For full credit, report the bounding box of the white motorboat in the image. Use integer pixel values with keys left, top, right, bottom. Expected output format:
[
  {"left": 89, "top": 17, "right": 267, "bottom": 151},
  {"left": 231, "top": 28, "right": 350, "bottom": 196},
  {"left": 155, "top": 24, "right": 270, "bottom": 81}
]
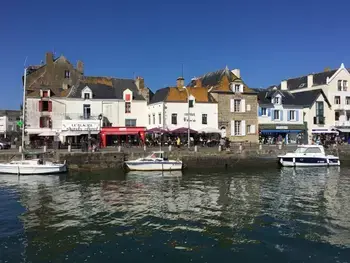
[
  {"left": 278, "top": 145, "right": 340, "bottom": 167},
  {"left": 125, "top": 151, "right": 182, "bottom": 171},
  {"left": 0, "top": 156, "right": 67, "bottom": 175}
]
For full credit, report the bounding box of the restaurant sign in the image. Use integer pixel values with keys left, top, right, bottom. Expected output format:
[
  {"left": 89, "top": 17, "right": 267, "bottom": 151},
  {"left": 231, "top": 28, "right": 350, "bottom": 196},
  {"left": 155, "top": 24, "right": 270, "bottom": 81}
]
[
  {"left": 62, "top": 120, "right": 100, "bottom": 131},
  {"left": 276, "top": 126, "right": 288, "bottom": 130}
]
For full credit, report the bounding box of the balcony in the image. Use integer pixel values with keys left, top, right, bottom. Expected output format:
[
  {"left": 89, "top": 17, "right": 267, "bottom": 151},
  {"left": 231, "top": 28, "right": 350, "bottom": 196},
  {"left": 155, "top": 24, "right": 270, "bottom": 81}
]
[
  {"left": 65, "top": 114, "right": 100, "bottom": 120},
  {"left": 335, "top": 121, "right": 350, "bottom": 127}
]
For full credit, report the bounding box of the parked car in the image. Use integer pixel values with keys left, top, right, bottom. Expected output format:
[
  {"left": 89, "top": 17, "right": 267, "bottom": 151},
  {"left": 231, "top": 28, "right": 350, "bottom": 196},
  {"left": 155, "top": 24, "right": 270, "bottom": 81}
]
[{"left": 0, "top": 140, "right": 11, "bottom": 150}]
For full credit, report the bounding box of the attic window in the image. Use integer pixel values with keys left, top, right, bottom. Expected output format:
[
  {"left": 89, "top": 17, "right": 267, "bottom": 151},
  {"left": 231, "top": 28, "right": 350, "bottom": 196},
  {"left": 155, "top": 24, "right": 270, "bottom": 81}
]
[
  {"left": 234, "top": 84, "right": 240, "bottom": 92},
  {"left": 42, "top": 90, "right": 49, "bottom": 97},
  {"left": 84, "top": 93, "right": 90, "bottom": 99},
  {"left": 273, "top": 97, "right": 280, "bottom": 104},
  {"left": 64, "top": 70, "right": 70, "bottom": 79},
  {"left": 299, "top": 83, "right": 306, "bottom": 88}
]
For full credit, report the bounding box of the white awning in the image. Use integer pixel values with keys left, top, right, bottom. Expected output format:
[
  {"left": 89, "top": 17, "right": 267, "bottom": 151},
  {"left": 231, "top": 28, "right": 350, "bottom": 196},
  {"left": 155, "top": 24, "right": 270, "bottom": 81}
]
[
  {"left": 337, "top": 128, "right": 350, "bottom": 133},
  {"left": 79, "top": 130, "right": 99, "bottom": 135},
  {"left": 38, "top": 131, "right": 58, "bottom": 136},
  {"left": 312, "top": 130, "right": 338, "bottom": 134},
  {"left": 60, "top": 131, "right": 82, "bottom": 136},
  {"left": 198, "top": 127, "right": 221, "bottom": 133}
]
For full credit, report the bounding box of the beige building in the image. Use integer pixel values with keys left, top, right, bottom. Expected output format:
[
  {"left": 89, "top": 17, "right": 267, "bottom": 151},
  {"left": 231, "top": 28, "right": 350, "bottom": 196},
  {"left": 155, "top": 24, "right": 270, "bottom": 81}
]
[{"left": 190, "top": 67, "right": 259, "bottom": 143}]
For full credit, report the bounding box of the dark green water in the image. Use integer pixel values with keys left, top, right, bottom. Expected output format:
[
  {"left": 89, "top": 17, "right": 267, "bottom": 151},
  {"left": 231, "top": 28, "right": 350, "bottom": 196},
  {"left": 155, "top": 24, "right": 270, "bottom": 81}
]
[{"left": 1, "top": 167, "right": 350, "bottom": 263}]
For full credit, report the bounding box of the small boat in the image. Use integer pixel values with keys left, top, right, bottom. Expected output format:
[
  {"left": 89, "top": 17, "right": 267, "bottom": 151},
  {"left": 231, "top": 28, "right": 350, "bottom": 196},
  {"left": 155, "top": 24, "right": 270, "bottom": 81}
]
[
  {"left": 0, "top": 152, "right": 67, "bottom": 175},
  {"left": 125, "top": 151, "right": 182, "bottom": 171},
  {"left": 278, "top": 145, "right": 340, "bottom": 167}
]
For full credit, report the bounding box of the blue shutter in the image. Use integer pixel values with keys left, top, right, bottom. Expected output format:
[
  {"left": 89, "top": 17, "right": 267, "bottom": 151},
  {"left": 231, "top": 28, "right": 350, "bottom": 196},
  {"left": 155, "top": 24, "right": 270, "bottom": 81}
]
[
  {"left": 296, "top": 110, "right": 299, "bottom": 121},
  {"left": 258, "top": 107, "right": 262, "bottom": 116},
  {"left": 271, "top": 110, "right": 274, "bottom": 120},
  {"left": 287, "top": 110, "right": 290, "bottom": 121},
  {"left": 280, "top": 110, "right": 283, "bottom": 121}
]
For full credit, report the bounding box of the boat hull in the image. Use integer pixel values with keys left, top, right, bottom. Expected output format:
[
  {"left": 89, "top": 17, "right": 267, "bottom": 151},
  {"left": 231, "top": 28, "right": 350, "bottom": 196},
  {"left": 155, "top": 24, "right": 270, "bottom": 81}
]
[
  {"left": 125, "top": 161, "right": 183, "bottom": 171},
  {"left": 0, "top": 163, "right": 68, "bottom": 175},
  {"left": 278, "top": 156, "right": 340, "bottom": 167}
]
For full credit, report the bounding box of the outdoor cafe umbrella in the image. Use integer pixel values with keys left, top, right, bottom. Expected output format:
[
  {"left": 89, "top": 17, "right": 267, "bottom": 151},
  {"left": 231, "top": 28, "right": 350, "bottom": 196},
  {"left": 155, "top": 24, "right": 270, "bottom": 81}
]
[
  {"left": 171, "top": 127, "right": 197, "bottom": 134},
  {"left": 146, "top": 127, "right": 169, "bottom": 133}
]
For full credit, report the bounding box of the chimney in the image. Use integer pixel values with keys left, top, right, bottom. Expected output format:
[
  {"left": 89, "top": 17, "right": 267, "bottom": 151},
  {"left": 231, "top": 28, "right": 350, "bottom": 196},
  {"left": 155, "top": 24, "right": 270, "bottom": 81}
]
[
  {"left": 135, "top": 76, "right": 145, "bottom": 90},
  {"left": 231, "top": 69, "right": 241, "bottom": 78},
  {"left": 46, "top": 52, "right": 54, "bottom": 66},
  {"left": 281, "top": 80, "right": 288, "bottom": 90},
  {"left": 176, "top": 77, "right": 184, "bottom": 88},
  {"left": 307, "top": 74, "right": 313, "bottom": 88},
  {"left": 77, "top": 60, "right": 84, "bottom": 75}
]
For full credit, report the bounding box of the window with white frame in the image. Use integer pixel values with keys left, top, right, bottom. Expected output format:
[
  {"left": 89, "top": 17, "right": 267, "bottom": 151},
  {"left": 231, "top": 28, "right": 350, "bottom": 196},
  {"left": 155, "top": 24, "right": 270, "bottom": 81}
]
[
  {"left": 234, "top": 100, "right": 241, "bottom": 112},
  {"left": 234, "top": 84, "right": 240, "bottom": 92},
  {"left": 334, "top": 96, "right": 341, "bottom": 104},
  {"left": 171, "top": 114, "right": 177, "bottom": 125},
  {"left": 202, "top": 114, "right": 207, "bottom": 124},
  {"left": 344, "top": 80, "right": 348, "bottom": 91},
  {"left": 338, "top": 80, "right": 342, "bottom": 91},
  {"left": 274, "top": 110, "right": 280, "bottom": 120},
  {"left": 346, "top": 97, "right": 350, "bottom": 105},
  {"left": 261, "top": 107, "right": 267, "bottom": 116},
  {"left": 234, "top": 121, "right": 241, "bottom": 136},
  {"left": 84, "top": 93, "right": 90, "bottom": 99},
  {"left": 148, "top": 114, "right": 151, "bottom": 125},
  {"left": 273, "top": 97, "right": 280, "bottom": 104},
  {"left": 289, "top": 110, "right": 296, "bottom": 120},
  {"left": 247, "top": 125, "right": 251, "bottom": 134},
  {"left": 158, "top": 113, "right": 162, "bottom": 125},
  {"left": 152, "top": 114, "right": 155, "bottom": 124}
]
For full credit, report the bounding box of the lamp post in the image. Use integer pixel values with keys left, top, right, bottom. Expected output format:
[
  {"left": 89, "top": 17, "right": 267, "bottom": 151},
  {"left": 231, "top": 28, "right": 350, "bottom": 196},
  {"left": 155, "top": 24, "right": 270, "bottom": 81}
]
[{"left": 183, "top": 86, "right": 191, "bottom": 149}]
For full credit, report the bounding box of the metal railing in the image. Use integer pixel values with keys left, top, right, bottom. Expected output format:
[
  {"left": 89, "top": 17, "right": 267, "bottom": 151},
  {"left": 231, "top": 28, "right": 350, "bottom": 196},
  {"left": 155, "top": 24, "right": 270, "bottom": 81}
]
[{"left": 65, "top": 114, "right": 100, "bottom": 120}]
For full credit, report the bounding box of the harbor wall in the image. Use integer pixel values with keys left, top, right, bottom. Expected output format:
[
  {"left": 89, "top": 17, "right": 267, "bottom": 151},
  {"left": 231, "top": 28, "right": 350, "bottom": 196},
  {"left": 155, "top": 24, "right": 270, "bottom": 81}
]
[{"left": 0, "top": 147, "right": 349, "bottom": 171}]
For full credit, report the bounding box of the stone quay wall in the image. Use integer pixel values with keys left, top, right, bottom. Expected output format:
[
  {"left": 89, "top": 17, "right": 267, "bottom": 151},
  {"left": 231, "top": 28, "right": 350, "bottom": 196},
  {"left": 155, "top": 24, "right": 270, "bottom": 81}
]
[{"left": 1, "top": 146, "right": 349, "bottom": 171}]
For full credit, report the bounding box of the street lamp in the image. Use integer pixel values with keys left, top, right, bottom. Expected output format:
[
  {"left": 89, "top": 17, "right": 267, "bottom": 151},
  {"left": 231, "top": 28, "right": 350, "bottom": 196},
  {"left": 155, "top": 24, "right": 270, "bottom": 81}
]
[{"left": 182, "top": 86, "right": 192, "bottom": 149}]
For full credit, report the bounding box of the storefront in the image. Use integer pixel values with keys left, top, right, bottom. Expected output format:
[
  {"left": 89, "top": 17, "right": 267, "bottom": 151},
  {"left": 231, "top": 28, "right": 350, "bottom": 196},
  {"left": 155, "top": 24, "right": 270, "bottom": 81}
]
[
  {"left": 100, "top": 127, "right": 146, "bottom": 147},
  {"left": 259, "top": 124, "right": 306, "bottom": 144},
  {"left": 60, "top": 120, "right": 100, "bottom": 143}
]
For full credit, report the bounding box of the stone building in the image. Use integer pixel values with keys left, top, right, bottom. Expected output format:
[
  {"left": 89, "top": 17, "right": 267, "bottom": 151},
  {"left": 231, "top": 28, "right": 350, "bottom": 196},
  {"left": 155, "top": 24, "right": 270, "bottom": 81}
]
[{"left": 190, "top": 67, "right": 259, "bottom": 143}]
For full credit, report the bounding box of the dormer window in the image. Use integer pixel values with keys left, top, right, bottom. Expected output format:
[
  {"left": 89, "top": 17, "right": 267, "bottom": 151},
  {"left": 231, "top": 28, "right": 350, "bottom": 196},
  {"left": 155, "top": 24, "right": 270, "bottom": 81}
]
[
  {"left": 273, "top": 97, "right": 280, "bottom": 104},
  {"left": 234, "top": 84, "right": 240, "bottom": 92},
  {"left": 65, "top": 70, "right": 70, "bottom": 79},
  {"left": 81, "top": 86, "right": 92, "bottom": 100},
  {"left": 231, "top": 83, "right": 243, "bottom": 93},
  {"left": 84, "top": 93, "right": 90, "bottom": 99}
]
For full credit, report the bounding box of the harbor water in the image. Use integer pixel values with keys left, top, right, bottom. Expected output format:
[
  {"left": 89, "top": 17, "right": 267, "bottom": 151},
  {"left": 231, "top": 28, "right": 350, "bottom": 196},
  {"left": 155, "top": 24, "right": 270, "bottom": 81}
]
[{"left": 0, "top": 167, "right": 350, "bottom": 262}]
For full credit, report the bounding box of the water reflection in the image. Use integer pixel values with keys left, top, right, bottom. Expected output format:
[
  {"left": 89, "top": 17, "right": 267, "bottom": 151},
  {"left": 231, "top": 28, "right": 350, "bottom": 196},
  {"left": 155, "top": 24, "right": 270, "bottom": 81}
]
[{"left": 0, "top": 167, "right": 349, "bottom": 262}]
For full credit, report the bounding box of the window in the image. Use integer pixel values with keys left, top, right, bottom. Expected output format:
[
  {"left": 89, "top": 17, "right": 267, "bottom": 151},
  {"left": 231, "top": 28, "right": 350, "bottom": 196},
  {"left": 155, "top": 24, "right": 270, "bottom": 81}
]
[
  {"left": 234, "top": 121, "right": 241, "bottom": 136},
  {"left": 234, "top": 84, "right": 240, "bottom": 92},
  {"left": 246, "top": 104, "right": 251, "bottom": 111},
  {"left": 64, "top": 70, "right": 70, "bottom": 79},
  {"left": 316, "top": 101, "right": 324, "bottom": 116},
  {"left": 289, "top": 110, "right": 295, "bottom": 120},
  {"left": 338, "top": 80, "right": 342, "bottom": 91},
  {"left": 148, "top": 114, "right": 151, "bottom": 125},
  {"left": 42, "top": 91, "right": 49, "bottom": 97},
  {"left": 39, "top": 100, "right": 52, "bottom": 112},
  {"left": 83, "top": 104, "right": 91, "bottom": 119},
  {"left": 152, "top": 114, "right": 155, "bottom": 124},
  {"left": 346, "top": 97, "right": 350, "bottom": 105},
  {"left": 273, "top": 110, "right": 280, "bottom": 120},
  {"left": 158, "top": 113, "right": 162, "bottom": 125},
  {"left": 261, "top": 107, "right": 267, "bottom": 116},
  {"left": 125, "top": 102, "right": 131, "bottom": 113},
  {"left": 84, "top": 93, "right": 90, "bottom": 99},
  {"left": 273, "top": 97, "right": 280, "bottom": 104},
  {"left": 42, "top": 101, "right": 49, "bottom": 111},
  {"left": 202, "top": 114, "right": 207, "bottom": 124},
  {"left": 335, "top": 111, "right": 340, "bottom": 121},
  {"left": 247, "top": 125, "right": 251, "bottom": 134},
  {"left": 125, "top": 119, "right": 136, "bottom": 127},
  {"left": 188, "top": 99, "right": 194, "bottom": 108},
  {"left": 39, "top": 116, "right": 51, "bottom": 128},
  {"left": 234, "top": 99, "right": 241, "bottom": 112},
  {"left": 344, "top": 80, "right": 348, "bottom": 91},
  {"left": 334, "top": 96, "right": 341, "bottom": 104},
  {"left": 171, "top": 114, "right": 177, "bottom": 125}
]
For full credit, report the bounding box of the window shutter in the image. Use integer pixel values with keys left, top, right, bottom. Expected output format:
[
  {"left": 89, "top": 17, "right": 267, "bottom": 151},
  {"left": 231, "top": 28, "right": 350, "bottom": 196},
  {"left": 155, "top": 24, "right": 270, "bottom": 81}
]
[
  {"left": 241, "top": 99, "right": 246, "bottom": 112},
  {"left": 231, "top": 120, "right": 235, "bottom": 136},
  {"left": 230, "top": 99, "right": 235, "bottom": 112},
  {"left": 39, "top": 101, "right": 43, "bottom": 112},
  {"left": 241, "top": 120, "right": 246, "bottom": 136},
  {"left": 240, "top": 84, "right": 244, "bottom": 93},
  {"left": 48, "top": 101, "right": 52, "bottom": 112},
  {"left": 296, "top": 110, "right": 299, "bottom": 121},
  {"left": 271, "top": 110, "right": 274, "bottom": 120},
  {"left": 280, "top": 110, "right": 283, "bottom": 121},
  {"left": 268, "top": 108, "right": 271, "bottom": 117},
  {"left": 39, "top": 117, "right": 43, "bottom": 128},
  {"left": 287, "top": 110, "right": 290, "bottom": 121},
  {"left": 258, "top": 107, "right": 262, "bottom": 116},
  {"left": 250, "top": 124, "right": 256, "bottom": 134},
  {"left": 247, "top": 104, "right": 251, "bottom": 111}
]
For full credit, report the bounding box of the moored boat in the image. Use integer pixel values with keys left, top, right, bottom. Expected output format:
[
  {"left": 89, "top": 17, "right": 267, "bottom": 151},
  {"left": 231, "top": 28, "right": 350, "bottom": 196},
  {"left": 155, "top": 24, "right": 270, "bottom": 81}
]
[
  {"left": 125, "top": 151, "right": 182, "bottom": 171},
  {"left": 278, "top": 145, "right": 340, "bottom": 167}
]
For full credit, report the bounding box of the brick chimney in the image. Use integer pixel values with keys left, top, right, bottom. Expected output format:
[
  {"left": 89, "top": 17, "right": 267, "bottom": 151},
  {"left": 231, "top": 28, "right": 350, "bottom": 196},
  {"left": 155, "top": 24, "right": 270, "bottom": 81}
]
[
  {"left": 135, "top": 76, "right": 145, "bottom": 90},
  {"left": 46, "top": 52, "right": 54, "bottom": 66},
  {"left": 77, "top": 60, "right": 84, "bottom": 75},
  {"left": 176, "top": 77, "right": 184, "bottom": 88},
  {"left": 307, "top": 74, "right": 313, "bottom": 88}
]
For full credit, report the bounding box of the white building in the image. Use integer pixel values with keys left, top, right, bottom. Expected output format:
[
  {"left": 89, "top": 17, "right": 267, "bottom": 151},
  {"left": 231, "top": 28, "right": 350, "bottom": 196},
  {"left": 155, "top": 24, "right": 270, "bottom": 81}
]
[
  {"left": 0, "top": 110, "right": 21, "bottom": 138},
  {"left": 25, "top": 77, "right": 149, "bottom": 144},
  {"left": 148, "top": 81, "right": 218, "bottom": 132}
]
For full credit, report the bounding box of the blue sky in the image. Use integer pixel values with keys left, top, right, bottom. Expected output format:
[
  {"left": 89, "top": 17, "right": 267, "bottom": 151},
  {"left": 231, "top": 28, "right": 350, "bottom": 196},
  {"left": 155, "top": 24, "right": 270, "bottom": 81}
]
[{"left": 1, "top": 0, "right": 349, "bottom": 109}]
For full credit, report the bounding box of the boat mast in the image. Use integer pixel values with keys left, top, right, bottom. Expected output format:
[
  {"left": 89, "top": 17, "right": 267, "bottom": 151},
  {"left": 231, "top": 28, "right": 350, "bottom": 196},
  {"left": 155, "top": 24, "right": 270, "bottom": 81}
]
[{"left": 21, "top": 67, "right": 27, "bottom": 160}]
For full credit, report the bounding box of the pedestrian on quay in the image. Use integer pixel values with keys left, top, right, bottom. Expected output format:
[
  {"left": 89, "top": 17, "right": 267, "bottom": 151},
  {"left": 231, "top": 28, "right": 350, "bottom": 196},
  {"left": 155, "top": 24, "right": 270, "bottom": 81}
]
[{"left": 176, "top": 137, "right": 181, "bottom": 149}]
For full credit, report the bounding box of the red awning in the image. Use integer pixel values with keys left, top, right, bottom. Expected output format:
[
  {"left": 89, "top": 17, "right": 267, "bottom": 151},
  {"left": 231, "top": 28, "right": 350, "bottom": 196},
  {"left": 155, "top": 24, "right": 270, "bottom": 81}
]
[{"left": 103, "top": 131, "right": 139, "bottom": 135}]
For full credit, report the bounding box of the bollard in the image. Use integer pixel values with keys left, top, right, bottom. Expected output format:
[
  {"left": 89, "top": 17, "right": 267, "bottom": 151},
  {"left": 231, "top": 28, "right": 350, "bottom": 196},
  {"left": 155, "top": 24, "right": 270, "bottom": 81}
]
[
  {"left": 259, "top": 143, "right": 262, "bottom": 150},
  {"left": 68, "top": 145, "right": 72, "bottom": 152},
  {"left": 168, "top": 145, "right": 172, "bottom": 152},
  {"left": 239, "top": 143, "right": 243, "bottom": 153},
  {"left": 143, "top": 145, "right": 147, "bottom": 152},
  {"left": 278, "top": 144, "right": 282, "bottom": 150},
  {"left": 118, "top": 146, "right": 121, "bottom": 152},
  {"left": 218, "top": 145, "right": 222, "bottom": 152},
  {"left": 19, "top": 146, "right": 22, "bottom": 153},
  {"left": 43, "top": 145, "right": 47, "bottom": 152},
  {"left": 194, "top": 145, "right": 198, "bottom": 152}
]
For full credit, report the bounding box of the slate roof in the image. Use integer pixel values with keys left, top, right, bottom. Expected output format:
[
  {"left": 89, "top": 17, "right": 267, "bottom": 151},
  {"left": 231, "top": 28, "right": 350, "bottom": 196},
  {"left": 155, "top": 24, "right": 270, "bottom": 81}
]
[
  {"left": 0, "top": 110, "right": 21, "bottom": 118},
  {"left": 67, "top": 77, "right": 145, "bottom": 100},
  {"left": 290, "top": 89, "right": 331, "bottom": 107},
  {"left": 150, "top": 87, "right": 169, "bottom": 104},
  {"left": 257, "top": 89, "right": 298, "bottom": 106}
]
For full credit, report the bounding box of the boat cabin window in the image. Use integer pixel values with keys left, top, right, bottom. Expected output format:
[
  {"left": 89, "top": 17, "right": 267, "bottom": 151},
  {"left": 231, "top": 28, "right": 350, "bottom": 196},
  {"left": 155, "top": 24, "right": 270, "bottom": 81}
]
[
  {"left": 304, "top": 147, "right": 322, "bottom": 154},
  {"left": 149, "top": 152, "right": 163, "bottom": 159}
]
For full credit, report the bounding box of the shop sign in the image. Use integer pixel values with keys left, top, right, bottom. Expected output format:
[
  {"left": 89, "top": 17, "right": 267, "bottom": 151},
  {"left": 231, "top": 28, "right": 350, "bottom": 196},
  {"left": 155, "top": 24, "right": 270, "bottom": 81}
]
[
  {"left": 62, "top": 120, "right": 100, "bottom": 131},
  {"left": 276, "top": 126, "right": 288, "bottom": 130},
  {"left": 184, "top": 113, "right": 196, "bottom": 122}
]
